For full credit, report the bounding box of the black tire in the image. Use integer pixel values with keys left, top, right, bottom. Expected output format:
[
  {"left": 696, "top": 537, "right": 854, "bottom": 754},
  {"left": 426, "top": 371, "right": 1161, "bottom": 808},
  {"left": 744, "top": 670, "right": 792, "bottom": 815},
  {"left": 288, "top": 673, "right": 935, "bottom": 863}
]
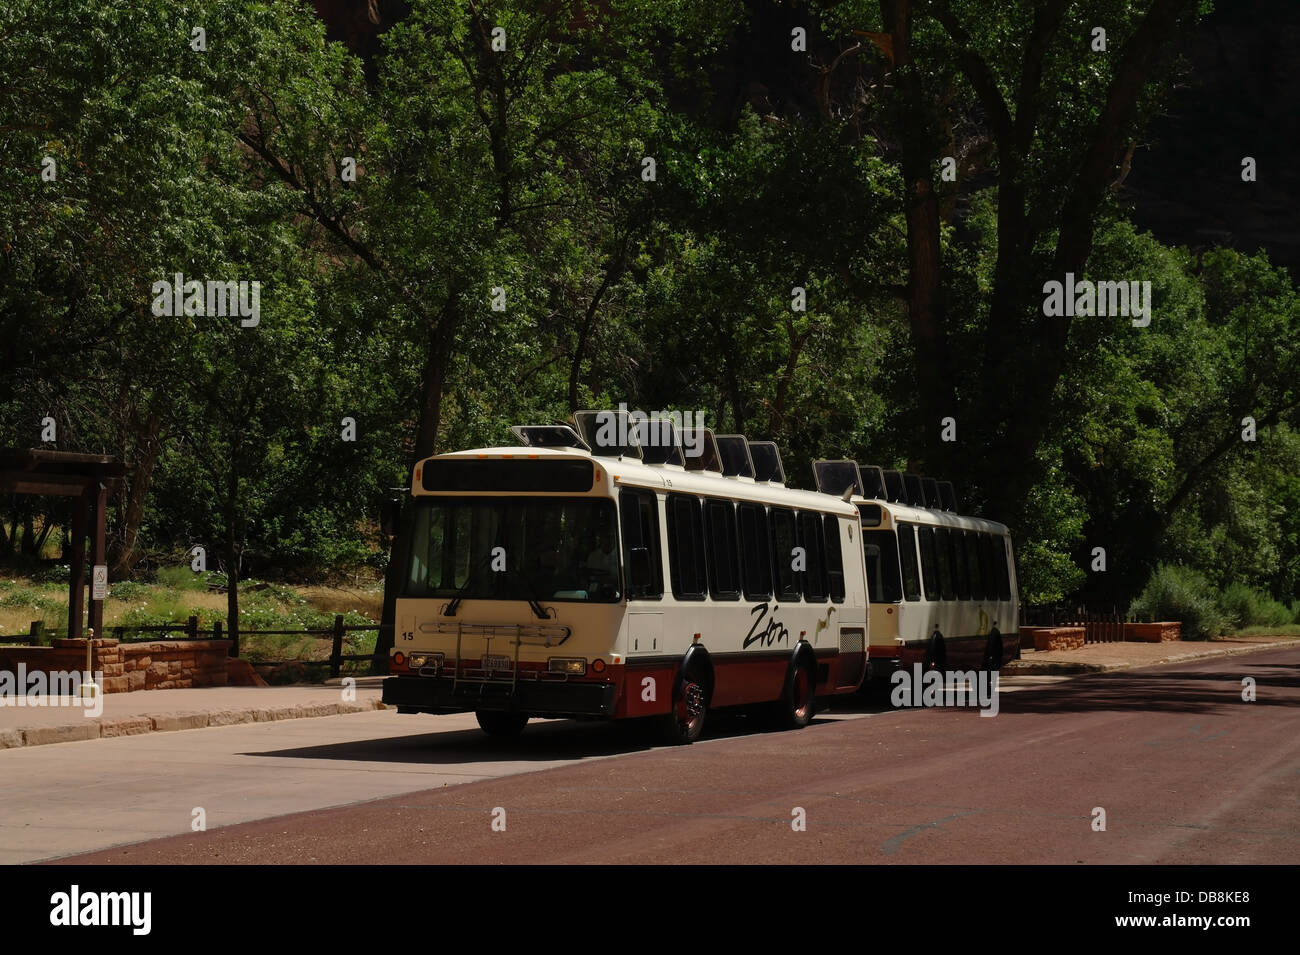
[
  {"left": 922, "top": 631, "right": 947, "bottom": 674},
  {"left": 774, "top": 657, "right": 817, "bottom": 730},
  {"left": 982, "top": 632, "right": 1003, "bottom": 673},
  {"left": 660, "top": 666, "right": 707, "bottom": 745},
  {"left": 476, "top": 711, "right": 528, "bottom": 738}
]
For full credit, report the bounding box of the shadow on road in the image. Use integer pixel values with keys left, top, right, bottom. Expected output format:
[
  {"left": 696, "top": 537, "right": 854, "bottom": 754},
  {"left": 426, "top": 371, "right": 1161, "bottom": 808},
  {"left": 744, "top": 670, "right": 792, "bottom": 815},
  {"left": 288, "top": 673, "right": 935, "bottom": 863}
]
[
  {"left": 241, "top": 707, "right": 843, "bottom": 764},
  {"left": 996, "top": 660, "right": 1299, "bottom": 715}
]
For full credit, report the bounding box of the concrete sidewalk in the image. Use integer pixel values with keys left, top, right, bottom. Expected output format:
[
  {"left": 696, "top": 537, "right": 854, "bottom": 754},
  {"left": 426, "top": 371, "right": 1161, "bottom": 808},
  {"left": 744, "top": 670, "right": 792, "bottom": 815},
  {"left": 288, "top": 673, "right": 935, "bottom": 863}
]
[
  {"left": 0, "top": 678, "right": 386, "bottom": 749},
  {"left": 1008, "top": 633, "right": 1298, "bottom": 674}
]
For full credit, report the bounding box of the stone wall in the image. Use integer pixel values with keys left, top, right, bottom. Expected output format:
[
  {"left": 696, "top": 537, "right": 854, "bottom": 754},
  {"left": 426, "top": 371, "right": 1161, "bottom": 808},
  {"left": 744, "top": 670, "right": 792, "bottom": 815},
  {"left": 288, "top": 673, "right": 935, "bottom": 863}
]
[
  {"left": 1019, "top": 626, "right": 1087, "bottom": 651},
  {"left": 0, "top": 638, "right": 230, "bottom": 693},
  {"left": 1124, "top": 622, "right": 1182, "bottom": 643}
]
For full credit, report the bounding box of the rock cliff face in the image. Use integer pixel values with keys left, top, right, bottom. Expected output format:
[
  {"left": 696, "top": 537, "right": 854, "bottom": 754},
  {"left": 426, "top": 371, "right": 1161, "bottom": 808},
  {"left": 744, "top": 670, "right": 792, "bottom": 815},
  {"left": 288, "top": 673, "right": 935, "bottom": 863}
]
[
  {"left": 310, "top": 0, "right": 410, "bottom": 74},
  {"left": 1121, "top": 0, "right": 1300, "bottom": 276},
  {"left": 306, "top": 0, "right": 1300, "bottom": 275}
]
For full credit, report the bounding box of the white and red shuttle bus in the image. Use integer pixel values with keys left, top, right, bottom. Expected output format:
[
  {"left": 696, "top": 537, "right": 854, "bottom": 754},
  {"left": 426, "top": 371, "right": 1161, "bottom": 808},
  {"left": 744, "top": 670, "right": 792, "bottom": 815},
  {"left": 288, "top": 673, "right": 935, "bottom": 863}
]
[
  {"left": 811, "top": 461, "right": 1019, "bottom": 691},
  {"left": 382, "top": 416, "right": 869, "bottom": 744}
]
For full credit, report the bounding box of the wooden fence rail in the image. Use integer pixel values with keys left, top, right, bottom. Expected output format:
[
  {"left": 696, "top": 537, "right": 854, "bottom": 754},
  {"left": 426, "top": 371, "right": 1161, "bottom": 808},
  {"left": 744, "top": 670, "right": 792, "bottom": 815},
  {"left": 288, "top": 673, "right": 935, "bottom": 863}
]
[
  {"left": 1021, "top": 605, "right": 1128, "bottom": 643},
  {"left": 4, "top": 615, "right": 386, "bottom": 678}
]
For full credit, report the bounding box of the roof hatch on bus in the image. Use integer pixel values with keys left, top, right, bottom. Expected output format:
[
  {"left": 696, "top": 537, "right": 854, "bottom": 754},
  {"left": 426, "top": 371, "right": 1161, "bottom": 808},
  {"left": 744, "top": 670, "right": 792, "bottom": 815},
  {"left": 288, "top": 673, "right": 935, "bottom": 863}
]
[
  {"left": 636, "top": 418, "right": 686, "bottom": 467},
  {"left": 882, "top": 469, "right": 908, "bottom": 504},
  {"left": 938, "top": 480, "right": 959, "bottom": 512},
  {"left": 748, "top": 441, "right": 786, "bottom": 485},
  {"left": 904, "top": 473, "right": 925, "bottom": 506},
  {"left": 680, "top": 427, "right": 722, "bottom": 472},
  {"left": 812, "top": 459, "right": 864, "bottom": 498},
  {"left": 858, "top": 464, "right": 886, "bottom": 500},
  {"left": 574, "top": 409, "right": 643, "bottom": 459},
  {"left": 714, "top": 435, "right": 755, "bottom": 478},
  {"left": 921, "top": 476, "right": 941, "bottom": 510},
  {"left": 509, "top": 424, "right": 591, "bottom": 452}
]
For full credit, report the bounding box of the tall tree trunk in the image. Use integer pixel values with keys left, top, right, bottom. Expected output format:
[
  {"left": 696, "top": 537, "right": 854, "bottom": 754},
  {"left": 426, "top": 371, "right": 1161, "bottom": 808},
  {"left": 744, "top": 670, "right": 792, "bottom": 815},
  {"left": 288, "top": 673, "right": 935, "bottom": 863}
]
[
  {"left": 881, "top": 0, "right": 953, "bottom": 474},
  {"left": 110, "top": 412, "right": 164, "bottom": 576},
  {"left": 19, "top": 514, "right": 36, "bottom": 556},
  {"left": 224, "top": 460, "right": 240, "bottom": 650},
  {"left": 377, "top": 297, "right": 456, "bottom": 673}
]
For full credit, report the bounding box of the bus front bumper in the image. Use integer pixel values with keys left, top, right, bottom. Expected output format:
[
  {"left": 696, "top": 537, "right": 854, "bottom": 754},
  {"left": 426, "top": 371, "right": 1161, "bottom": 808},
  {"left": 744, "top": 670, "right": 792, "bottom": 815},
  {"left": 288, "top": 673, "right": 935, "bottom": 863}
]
[{"left": 382, "top": 675, "right": 617, "bottom": 718}]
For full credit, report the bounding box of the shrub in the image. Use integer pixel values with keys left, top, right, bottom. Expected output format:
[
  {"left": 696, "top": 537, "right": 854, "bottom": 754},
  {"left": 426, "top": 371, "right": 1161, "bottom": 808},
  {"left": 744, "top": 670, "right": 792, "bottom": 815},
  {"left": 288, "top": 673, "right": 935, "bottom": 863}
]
[
  {"left": 154, "top": 565, "right": 209, "bottom": 591},
  {"left": 108, "top": 580, "right": 148, "bottom": 601},
  {"left": 32, "top": 564, "right": 70, "bottom": 583},
  {"left": 1130, "top": 564, "right": 1228, "bottom": 640},
  {"left": 1219, "top": 582, "right": 1293, "bottom": 629}
]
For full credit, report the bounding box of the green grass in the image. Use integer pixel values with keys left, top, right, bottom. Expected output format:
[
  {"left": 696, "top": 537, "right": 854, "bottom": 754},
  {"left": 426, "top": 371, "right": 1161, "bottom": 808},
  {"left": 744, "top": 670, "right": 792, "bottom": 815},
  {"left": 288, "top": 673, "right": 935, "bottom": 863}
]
[
  {"left": 0, "top": 573, "right": 382, "bottom": 647},
  {"left": 1232, "top": 625, "right": 1300, "bottom": 638}
]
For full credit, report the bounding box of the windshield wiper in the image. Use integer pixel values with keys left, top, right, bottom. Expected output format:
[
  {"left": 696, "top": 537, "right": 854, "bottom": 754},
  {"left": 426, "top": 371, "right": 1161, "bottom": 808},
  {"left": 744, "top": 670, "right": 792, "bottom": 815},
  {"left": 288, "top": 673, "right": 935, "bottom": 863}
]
[
  {"left": 502, "top": 565, "right": 550, "bottom": 620},
  {"left": 443, "top": 552, "right": 495, "bottom": 617},
  {"left": 444, "top": 556, "right": 549, "bottom": 620}
]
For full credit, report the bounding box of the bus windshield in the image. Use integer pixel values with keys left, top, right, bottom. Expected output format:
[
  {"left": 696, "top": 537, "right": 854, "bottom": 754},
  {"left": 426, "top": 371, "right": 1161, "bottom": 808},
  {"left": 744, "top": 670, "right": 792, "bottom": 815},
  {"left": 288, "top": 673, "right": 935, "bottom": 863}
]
[{"left": 404, "top": 497, "right": 621, "bottom": 603}]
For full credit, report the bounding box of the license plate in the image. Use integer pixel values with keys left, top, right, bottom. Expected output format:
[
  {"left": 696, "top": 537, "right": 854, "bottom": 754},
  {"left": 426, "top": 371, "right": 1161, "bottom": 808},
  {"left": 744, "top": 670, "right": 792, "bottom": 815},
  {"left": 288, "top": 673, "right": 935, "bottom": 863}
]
[{"left": 482, "top": 655, "right": 512, "bottom": 672}]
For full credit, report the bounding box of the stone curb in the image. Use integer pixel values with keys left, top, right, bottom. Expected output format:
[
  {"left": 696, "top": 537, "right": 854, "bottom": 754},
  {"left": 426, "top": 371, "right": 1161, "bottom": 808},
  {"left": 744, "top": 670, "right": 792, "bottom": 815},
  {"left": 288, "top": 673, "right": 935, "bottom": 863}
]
[
  {"left": 0, "top": 698, "right": 387, "bottom": 751},
  {"left": 1005, "top": 639, "right": 1297, "bottom": 676}
]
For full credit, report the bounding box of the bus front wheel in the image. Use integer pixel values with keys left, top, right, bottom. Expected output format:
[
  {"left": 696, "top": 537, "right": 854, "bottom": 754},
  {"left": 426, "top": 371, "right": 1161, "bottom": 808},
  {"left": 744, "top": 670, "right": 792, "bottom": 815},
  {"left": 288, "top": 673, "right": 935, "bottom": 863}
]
[{"left": 476, "top": 711, "right": 528, "bottom": 738}]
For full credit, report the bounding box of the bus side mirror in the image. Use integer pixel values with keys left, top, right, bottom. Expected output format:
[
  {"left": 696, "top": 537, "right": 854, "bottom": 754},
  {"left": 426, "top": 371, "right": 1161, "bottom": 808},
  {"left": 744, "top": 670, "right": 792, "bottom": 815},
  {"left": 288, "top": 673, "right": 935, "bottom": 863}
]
[
  {"left": 381, "top": 494, "right": 403, "bottom": 539},
  {"left": 628, "top": 547, "right": 652, "bottom": 594}
]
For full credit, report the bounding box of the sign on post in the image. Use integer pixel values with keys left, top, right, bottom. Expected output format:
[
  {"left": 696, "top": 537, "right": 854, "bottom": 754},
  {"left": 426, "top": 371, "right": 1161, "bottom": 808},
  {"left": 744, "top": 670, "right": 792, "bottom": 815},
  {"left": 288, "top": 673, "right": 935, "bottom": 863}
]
[{"left": 91, "top": 564, "right": 108, "bottom": 601}]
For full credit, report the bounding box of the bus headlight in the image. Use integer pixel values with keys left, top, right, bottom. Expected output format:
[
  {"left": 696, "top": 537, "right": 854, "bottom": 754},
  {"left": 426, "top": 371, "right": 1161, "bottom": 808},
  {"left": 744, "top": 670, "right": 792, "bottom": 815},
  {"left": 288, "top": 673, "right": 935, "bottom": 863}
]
[{"left": 548, "top": 657, "right": 587, "bottom": 675}]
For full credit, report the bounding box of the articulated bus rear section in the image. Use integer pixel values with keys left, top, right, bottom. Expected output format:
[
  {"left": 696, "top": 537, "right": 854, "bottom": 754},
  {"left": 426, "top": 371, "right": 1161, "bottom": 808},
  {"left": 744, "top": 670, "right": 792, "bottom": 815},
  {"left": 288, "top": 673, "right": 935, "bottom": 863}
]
[
  {"left": 857, "top": 501, "right": 1020, "bottom": 693},
  {"left": 381, "top": 435, "right": 869, "bottom": 744}
]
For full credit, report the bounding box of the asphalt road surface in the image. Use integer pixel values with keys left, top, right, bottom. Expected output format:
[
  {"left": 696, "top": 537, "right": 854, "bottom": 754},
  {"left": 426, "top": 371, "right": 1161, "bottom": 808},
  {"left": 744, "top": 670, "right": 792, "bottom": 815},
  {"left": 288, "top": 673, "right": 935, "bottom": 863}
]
[{"left": 42, "top": 647, "right": 1300, "bottom": 864}]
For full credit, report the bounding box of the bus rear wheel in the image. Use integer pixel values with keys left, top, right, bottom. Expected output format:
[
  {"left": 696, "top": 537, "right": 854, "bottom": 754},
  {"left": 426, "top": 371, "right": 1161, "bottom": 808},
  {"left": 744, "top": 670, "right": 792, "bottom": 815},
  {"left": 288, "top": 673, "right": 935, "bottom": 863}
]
[
  {"left": 476, "top": 711, "right": 528, "bottom": 738},
  {"left": 922, "top": 633, "right": 947, "bottom": 674},
  {"left": 774, "top": 658, "right": 816, "bottom": 730},
  {"left": 982, "top": 633, "right": 1003, "bottom": 673},
  {"left": 661, "top": 669, "right": 707, "bottom": 745}
]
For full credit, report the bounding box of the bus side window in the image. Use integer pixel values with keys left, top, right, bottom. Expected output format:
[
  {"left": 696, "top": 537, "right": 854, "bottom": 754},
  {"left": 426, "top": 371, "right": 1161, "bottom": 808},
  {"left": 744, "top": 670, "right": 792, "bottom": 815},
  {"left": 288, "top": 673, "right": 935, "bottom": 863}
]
[
  {"left": 823, "top": 514, "right": 846, "bottom": 602},
  {"left": 934, "top": 527, "right": 955, "bottom": 600},
  {"left": 738, "top": 503, "right": 772, "bottom": 600},
  {"left": 995, "top": 535, "right": 1012, "bottom": 600},
  {"left": 979, "top": 533, "right": 998, "bottom": 600},
  {"left": 666, "top": 494, "right": 707, "bottom": 599},
  {"left": 964, "top": 531, "right": 984, "bottom": 601},
  {"left": 950, "top": 527, "right": 970, "bottom": 599},
  {"left": 918, "top": 526, "right": 941, "bottom": 601},
  {"left": 769, "top": 507, "right": 801, "bottom": 602},
  {"left": 897, "top": 524, "right": 922, "bottom": 601},
  {"left": 797, "top": 511, "right": 828, "bottom": 601},
  {"left": 704, "top": 499, "right": 741, "bottom": 600},
  {"left": 619, "top": 488, "right": 663, "bottom": 599}
]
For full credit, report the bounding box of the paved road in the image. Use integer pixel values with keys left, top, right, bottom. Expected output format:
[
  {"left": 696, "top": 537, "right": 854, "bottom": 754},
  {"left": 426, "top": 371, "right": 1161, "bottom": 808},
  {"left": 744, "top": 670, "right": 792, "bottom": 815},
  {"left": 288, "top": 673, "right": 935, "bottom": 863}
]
[{"left": 37, "top": 647, "right": 1299, "bottom": 865}]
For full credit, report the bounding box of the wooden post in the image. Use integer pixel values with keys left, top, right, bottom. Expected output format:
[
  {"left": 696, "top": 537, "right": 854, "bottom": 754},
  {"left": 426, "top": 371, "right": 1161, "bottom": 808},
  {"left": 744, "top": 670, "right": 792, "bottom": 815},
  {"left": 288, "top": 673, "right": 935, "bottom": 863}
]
[
  {"left": 88, "top": 482, "right": 107, "bottom": 643},
  {"left": 29, "top": 620, "right": 42, "bottom": 645},
  {"left": 330, "top": 614, "right": 344, "bottom": 679},
  {"left": 216, "top": 617, "right": 236, "bottom": 657},
  {"left": 67, "top": 490, "right": 88, "bottom": 640},
  {"left": 187, "top": 615, "right": 198, "bottom": 640}
]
